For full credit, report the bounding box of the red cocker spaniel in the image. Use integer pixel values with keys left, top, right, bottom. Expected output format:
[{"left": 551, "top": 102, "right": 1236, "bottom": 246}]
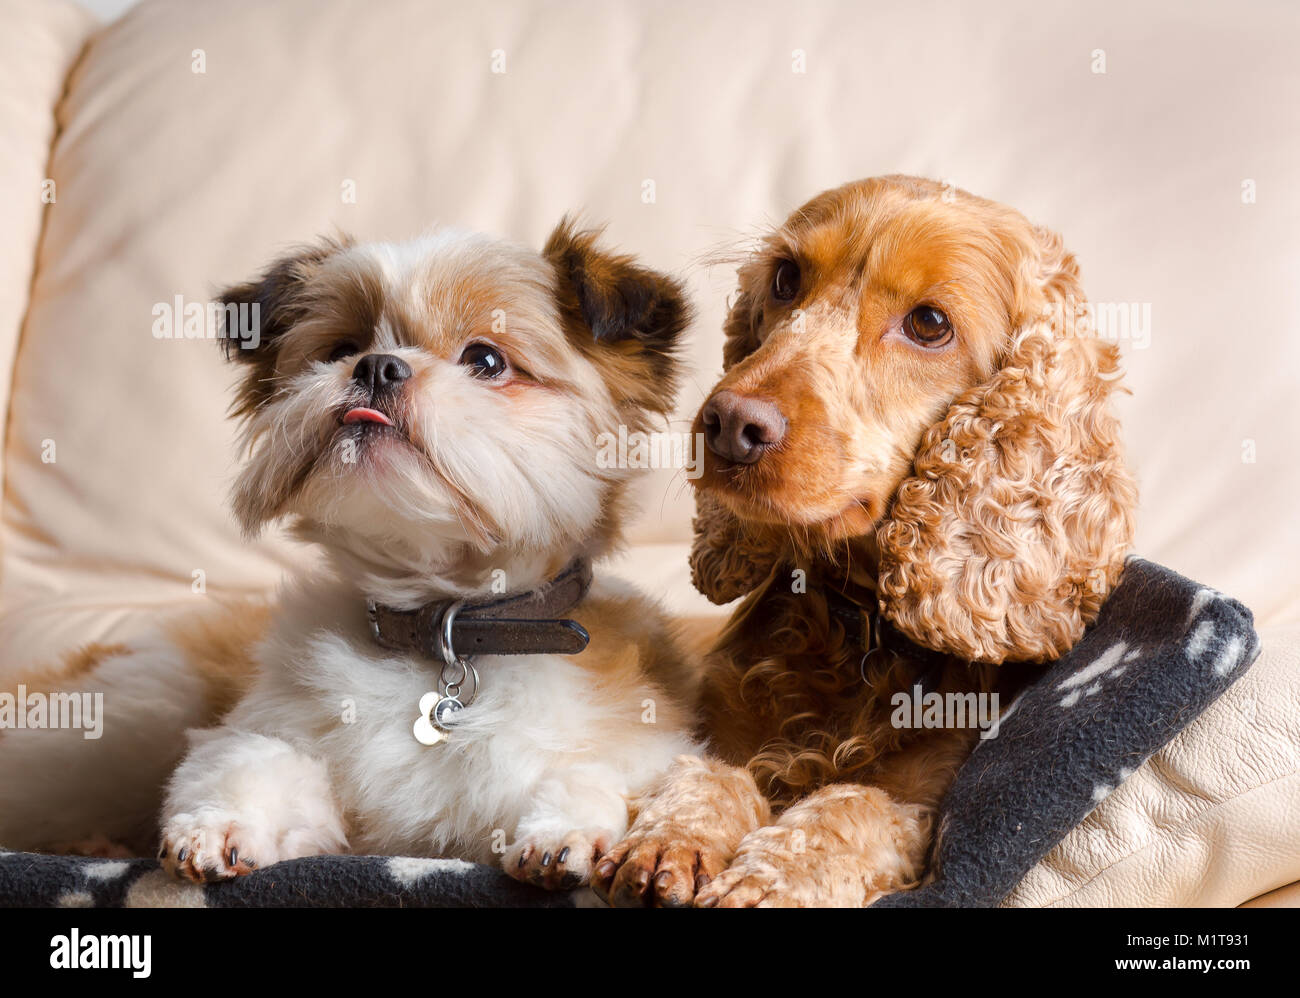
[{"left": 594, "top": 175, "right": 1138, "bottom": 908}]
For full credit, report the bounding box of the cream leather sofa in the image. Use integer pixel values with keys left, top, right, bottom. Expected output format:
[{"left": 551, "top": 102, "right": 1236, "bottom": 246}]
[{"left": 2, "top": 0, "right": 1296, "bottom": 906}]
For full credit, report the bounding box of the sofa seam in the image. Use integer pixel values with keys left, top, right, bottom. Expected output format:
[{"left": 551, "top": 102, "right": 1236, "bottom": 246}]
[{"left": 0, "top": 8, "right": 103, "bottom": 587}]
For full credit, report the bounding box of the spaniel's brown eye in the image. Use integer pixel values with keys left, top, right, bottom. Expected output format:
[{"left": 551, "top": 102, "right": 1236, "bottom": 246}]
[
  {"left": 771, "top": 259, "right": 800, "bottom": 302},
  {"left": 459, "top": 342, "right": 508, "bottom": 379},
  {"left": 903, "top": 306, "right": 953, "bottom": 346},
  {"left": 328, "top": 341, "right": 361, "bottom": 363}
]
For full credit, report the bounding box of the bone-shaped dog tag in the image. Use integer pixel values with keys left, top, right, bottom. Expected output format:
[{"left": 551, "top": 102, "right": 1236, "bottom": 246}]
[
  {"left": 413, "top": 691, "right": 446, "bottom": 746},
  {"left": 433, "top": 696, "right": 463, "bottom": 726}
]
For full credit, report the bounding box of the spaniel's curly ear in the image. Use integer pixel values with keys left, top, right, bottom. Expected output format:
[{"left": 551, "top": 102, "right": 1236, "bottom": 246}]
[
  {"left": 876, "top": 226, "right": 1138, "bottom": 664},
  {"left": 689, "top": 281, "right": 784, "bottom": 604}
]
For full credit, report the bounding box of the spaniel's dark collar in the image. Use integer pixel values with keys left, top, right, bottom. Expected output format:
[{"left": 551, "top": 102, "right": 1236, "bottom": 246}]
[
  {"left": 822, "top": 583, "right": 955, "bottom": 692},
  {"left": 367, "top": 559, "right": 592, "bottom": 661}
]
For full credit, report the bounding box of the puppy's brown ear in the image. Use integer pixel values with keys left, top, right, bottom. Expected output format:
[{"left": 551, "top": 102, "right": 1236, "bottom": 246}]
[
  {"left": 544, "top": 218, "right": 691, "bottom": 416},
  {"left": 688, "top": 281, "right": 785, "bottom": 604},
  {"left": 877, "top": 225, "right": 1138, "bottom": 664},
  {"left": 218, "top": 236, "right": 351, "bottom": 418}
]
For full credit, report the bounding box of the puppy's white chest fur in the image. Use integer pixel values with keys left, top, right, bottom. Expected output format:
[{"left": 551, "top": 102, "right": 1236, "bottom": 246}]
[{"left": 220, "top": 577, "right": 694, "bottom": 864}]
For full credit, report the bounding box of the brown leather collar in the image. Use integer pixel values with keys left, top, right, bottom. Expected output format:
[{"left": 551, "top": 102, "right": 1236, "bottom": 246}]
[{"left": 367, "top": 559, "right": 593, "bottom": 660}]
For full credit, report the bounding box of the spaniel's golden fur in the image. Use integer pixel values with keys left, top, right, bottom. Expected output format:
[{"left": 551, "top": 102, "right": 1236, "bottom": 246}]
[{"left": 593, "top": 175, "right": 1137, "bottom": 907}]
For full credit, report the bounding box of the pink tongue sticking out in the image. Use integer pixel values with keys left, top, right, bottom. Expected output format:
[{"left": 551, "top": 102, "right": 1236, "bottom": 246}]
[{"left": 343, "top": 408, "right": 394, "bottom": 426}]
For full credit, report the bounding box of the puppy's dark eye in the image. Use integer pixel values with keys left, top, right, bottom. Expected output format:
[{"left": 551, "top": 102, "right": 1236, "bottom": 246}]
[
  {"left": 458, "top": 343, "right": 508, "bottom": 379},
  {"left": 771, "top": 259, "right": 800, "bottom": 302},
  {"left": 328, "top": 341, "right": 361, "bottom": 363},
  {"left": 903, "top": 306, "right": 953, "bottom": 347}
]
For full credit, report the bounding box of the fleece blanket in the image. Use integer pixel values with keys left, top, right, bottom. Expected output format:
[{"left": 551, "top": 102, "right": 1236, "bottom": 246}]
[{"left": 0, "top": 558, "right": 1261, "bottom": 908}]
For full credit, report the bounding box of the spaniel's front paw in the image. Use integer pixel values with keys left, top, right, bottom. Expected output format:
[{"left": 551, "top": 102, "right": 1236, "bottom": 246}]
[
  {"left": 159, "top": 812, "right": 273, "bottom": 883},
  {"left": 694, "top": 826, "right": 828, "bottom": 908},
  {"left": 696, "top": 784, "right": 929, "bottom": 907},
  {"left": 592, "top": 821, "right": 734, "bottom": 908},
  {"left": 503, "top": 827, "right": 614, "bottom": 890}
]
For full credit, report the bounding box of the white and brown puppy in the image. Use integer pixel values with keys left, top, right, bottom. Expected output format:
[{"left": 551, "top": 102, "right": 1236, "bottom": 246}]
[{"left": 0, "top": 221, "right": 700, "bottom": 889}]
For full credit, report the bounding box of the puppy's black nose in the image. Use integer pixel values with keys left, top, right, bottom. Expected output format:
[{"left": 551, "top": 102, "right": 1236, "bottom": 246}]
[
  {"left": 352, "top": 353, "right": 412, "bottom": 396},
  {"left": 701, "top": 390, "right": 787, "bottom": 465}
]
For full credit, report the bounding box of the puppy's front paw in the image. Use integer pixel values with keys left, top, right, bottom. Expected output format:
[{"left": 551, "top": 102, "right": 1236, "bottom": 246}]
[
  {"left": 592, "top": 822, "right": 733, "bottom": 908},
  {"left": 159, "top": 812, "right": 274, "bottom": 883},
  {"left": 503, "top": 827, "right": 614, "bottom": 891}
]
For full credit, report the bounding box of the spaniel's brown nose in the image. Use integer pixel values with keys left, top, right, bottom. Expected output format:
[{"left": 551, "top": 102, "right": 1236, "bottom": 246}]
[{"left": 701, "top": 390, "right": 787, "bottom": 465}]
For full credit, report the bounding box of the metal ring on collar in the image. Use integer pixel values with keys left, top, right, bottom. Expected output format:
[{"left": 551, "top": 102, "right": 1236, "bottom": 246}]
[
  {"left": 435, "top": 601, "right": 480, "bottom": 707},
  {"left": 437, "top": 599, "right": 466, "bottom": 666},
  {"left": 858, "top": 612, "right": 893, "bottom": 683},
  {"left": 438, "top": 659, "right": 480, "bottom": 708},
  {"left": 451, "top": 661, "right": 481, "bottom": 707}
]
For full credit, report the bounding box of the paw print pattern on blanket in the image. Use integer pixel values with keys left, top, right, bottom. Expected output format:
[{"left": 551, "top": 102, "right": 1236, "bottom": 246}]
[
  {"left": 1056, "top": 640, "right": 1141, "bottom": 708},
  {"left": 1185, "top": 586, "right": 1250, "bottom": 677},
  {"left": 1058, "top": 581, "right": 1255, "bottom": 807}
]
